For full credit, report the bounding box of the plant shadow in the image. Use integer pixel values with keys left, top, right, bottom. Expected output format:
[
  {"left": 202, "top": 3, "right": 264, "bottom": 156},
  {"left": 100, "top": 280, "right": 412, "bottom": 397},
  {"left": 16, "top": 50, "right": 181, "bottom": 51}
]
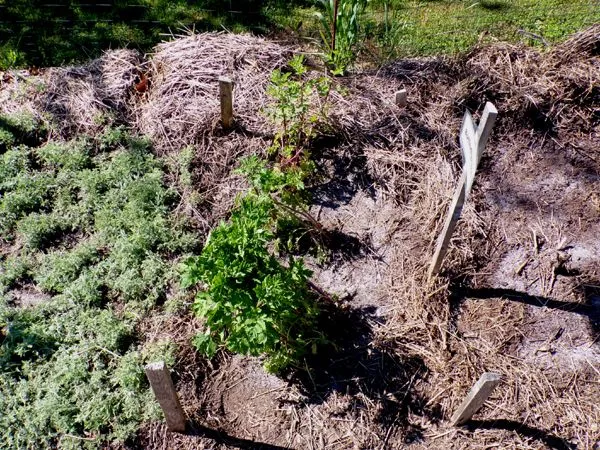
[
  {"left": 310, "top": 138, "right": 376, "bottom": 210},
  {"left": 288, "top": 304, "right": 441, "bottom": 437},
  {"left": 185, "top": 421, "right": 293, "bottom": 450},
  {"left": 448, "top": 280, "right": 600, "bottom": 340},
  {"left": 479, "top": 0, "right": 510, "bottom": 12},
  {"left": 466, "top": 420, "right": 575, "bottom": 450}
]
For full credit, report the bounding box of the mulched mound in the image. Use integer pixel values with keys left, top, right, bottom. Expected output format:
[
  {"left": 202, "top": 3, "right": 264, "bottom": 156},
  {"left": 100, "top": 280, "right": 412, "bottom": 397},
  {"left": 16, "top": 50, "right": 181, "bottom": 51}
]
[
  {"left": 135, "top": 32, "right": 292, "bottom": 152},
  {"left": 135, "top": 26, "right": 600, "bottom": 450}
]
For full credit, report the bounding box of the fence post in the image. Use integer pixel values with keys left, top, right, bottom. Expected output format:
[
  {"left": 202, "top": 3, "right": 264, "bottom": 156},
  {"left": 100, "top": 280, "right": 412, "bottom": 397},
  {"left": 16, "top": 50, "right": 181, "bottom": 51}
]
[
  {"left": 144, "top": 361, "right": 186, "bottom": 432},
  {"left": 219, "top": 76, "right": 234, "bottom": 129},
  {"left": 450, "top": 372, "right": 501, "bottom": 426}
]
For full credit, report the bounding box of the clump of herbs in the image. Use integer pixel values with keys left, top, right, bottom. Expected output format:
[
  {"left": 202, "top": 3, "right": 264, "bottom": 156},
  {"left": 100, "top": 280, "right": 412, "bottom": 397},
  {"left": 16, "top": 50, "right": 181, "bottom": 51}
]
[{"left": 0, "top": 123, "right": 196, "bottom": 448}]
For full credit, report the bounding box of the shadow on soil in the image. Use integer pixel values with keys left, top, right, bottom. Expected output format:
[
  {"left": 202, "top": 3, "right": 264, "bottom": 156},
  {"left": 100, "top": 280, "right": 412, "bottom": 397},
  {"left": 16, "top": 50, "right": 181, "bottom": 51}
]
[
  {"left": 184, "top": 422, "right": 292, "bottom": 450},
  {"left": 290, "top": 304, "right": 441, "bottom": 440},
  {"left": 310, "top": 141, "right": 376, "bottom": 209},
  {"left": 466, "top": 420, "right": 576, "bottom": 450},
  {"left": 448, "top": 282, "right": 600, "bottom": 339}
]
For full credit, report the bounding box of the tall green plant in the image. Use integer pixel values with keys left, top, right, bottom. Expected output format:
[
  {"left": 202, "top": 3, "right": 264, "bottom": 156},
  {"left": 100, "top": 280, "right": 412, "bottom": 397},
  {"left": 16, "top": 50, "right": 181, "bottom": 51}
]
[
  {"left": 316, "top": 0, "right": 368, "bottom": 73},
  {"left": 261, "top": 55, "right": 332, "bottom": 234},
  {"left": 181, "top": 192, "right": 321, "bottom": 373},
  {"left": 181, "top": 57, "right": 333, "bottom": 373},
  {"left": 371, "top": 0, "right": 407, "bottom": 61}
]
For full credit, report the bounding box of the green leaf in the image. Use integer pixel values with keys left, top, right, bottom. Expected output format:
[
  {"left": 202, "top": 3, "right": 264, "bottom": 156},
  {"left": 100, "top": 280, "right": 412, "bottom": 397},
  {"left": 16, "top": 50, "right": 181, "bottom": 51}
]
[{"left": 192, "top": 333, "right": 217, "bottom": 358}]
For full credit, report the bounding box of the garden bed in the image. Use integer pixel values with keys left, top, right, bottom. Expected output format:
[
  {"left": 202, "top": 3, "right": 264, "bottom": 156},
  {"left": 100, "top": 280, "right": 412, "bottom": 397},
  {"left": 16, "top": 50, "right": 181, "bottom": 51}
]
[{"left": 1, "top": 26, "right": 599, "bottom": 449}]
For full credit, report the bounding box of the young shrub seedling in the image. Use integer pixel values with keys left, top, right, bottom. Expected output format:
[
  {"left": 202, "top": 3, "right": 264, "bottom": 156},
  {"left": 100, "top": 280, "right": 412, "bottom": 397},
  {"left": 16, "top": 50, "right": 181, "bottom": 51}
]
[
  {"left": 182, "top": 57, "right": 334, "bottom": 373},
  {"left": 182, "top": 192, "right": 322, "bottom": 373}
]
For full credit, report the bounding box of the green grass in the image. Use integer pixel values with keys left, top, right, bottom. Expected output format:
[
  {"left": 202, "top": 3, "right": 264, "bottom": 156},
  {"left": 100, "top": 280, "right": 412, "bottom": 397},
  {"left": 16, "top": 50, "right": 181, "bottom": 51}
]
[
  {"left": 366, "top": 0, "right": 600, "bottom": 58},
  {"left": 0, "top": 114, "right": 197, "bottom": 447},
  {"left": 270, "top": 0, "right": 599, "bottom": 62},
  {"left": 0, "top": 0, "right": 596, "bottom": 69}
]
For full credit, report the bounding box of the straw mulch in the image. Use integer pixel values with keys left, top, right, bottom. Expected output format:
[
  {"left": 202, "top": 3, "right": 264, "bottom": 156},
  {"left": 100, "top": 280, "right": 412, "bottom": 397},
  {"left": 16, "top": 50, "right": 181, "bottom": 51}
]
[
  {"left": 37, "top": 49, "right": 142, "bottom": 137},
  {"left": 123, "top": 27, "right": 600, "bottom": 450},
  {"left": 134, "top": 32, "right": 292, "bottom": 152},
  {"left": 364, "top": 25, "right": 600, "bottom": 450},
  {"left": 463, "top": 24, "right": 599, "bottom": 139},
  {"left": 132, "top": 26, "right": 599, "bottom": 450}
]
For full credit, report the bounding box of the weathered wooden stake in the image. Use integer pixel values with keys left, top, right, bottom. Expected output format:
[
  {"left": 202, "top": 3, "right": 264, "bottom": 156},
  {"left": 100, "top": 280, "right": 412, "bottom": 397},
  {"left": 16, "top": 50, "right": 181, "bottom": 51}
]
[
  {"left": 395, "top": 89, "right": 407, "bottom": 108},
  {"left": 475, "top": 102, "right": 498, "bottom": 162},
  {"left": 144, "top": 361, "right": 186, "bottom": 432},
  {"left": 450, "top": 372, "right": 501, "bottom": 426},
  {"left": 428, "top": 102, "right": 497, "bottom": 278},
  {"left": 428, "top": 171, "right": 468, "bottom": 279},
  {"left": 219, "top": 76, "right": 233, "bottom": 129},
  {"left": 459, "top": 110, "right": 476, "bottom": 192}
]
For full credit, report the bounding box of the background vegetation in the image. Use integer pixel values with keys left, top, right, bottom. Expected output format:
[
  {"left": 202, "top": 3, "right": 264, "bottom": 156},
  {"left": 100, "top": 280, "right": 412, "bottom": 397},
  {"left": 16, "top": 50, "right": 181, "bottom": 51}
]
[
  {"left": 0, "top": 0, "right": 598, "bottom": 69},
  {"left": 0, "top": 0, "right": 312, "bottom": 67}
]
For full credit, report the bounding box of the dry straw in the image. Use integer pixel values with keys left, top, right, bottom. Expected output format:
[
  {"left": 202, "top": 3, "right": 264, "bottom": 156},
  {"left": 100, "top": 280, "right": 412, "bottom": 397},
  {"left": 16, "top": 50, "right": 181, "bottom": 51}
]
[
  {"left": 135, "top": 32, "right": 292, "bottom": 152},
  {"left": 134, "top": 26, "right": 598, "bottom": 448},
  {"left": 40, "top": 49, "right": 141, "bottom": 136}
]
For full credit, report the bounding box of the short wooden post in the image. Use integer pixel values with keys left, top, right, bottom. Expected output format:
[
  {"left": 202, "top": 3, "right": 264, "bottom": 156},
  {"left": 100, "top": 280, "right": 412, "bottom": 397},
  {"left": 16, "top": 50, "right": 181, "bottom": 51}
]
[
  {"left": 144, "top": 361, "right": 186, "bottom": 432},
  {"left": 219, "top": 76, "right": 234, "bottom": 129},
  {"left": 459, "top": 110, "right": 476, "bottom": 193},
  {"left": 475, "top": 102, "right": 498, "bottom": 163},
  {"left": 450, "top": 372, "right": 501, "bottom": 426},
  {"left": 395, "top": 89, "right": 407, "bottom": 107}
]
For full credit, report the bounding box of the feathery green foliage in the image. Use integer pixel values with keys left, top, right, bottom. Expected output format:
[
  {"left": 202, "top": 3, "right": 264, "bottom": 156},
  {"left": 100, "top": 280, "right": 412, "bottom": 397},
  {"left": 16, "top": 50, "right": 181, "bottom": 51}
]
[{"left": 0, "top": 123, "right": 196, "bottom": 447}]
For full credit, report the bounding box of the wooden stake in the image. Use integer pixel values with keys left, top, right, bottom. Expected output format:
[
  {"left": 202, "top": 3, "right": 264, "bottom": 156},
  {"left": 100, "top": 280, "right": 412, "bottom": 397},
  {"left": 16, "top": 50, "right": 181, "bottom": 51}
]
[
  {"left": 395, "top": 89, "right": 407, "bottom": 107},
  {"left": 219, "top": 76, "right": 233, "bottom": 129},
  {"left": 144, "top": 361, "right": 186, "bottom": 432},
  {"left": 428, "top": 102, "right": 497, "bottom": 278},
  {"left": 475, "top": 102, "right": 498, "bottom": 165},
  {"left": 428, "top": 171, "right": 467, "bottom": 278},
  {"left": 459, "top": 110, "right": 476, "bottom": 193},
  {"left": 450, "top": 372, "right": 501, "bottom": 426}
]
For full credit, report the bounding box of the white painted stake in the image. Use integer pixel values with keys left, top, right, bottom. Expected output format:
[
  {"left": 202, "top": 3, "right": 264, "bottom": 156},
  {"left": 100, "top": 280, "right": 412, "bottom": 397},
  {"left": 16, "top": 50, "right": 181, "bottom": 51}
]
[
  {"left": 219, "top": 76, "right": 234, "bottom": 129},
  {"left": 450, "top": 372, "right": 501, "bottom": 426},
  {"left": 395, "top": 89, "right": 407, "bottom": 107},
  {"left": 459, "top": 110, "right": 476, "bottom": 192},
  {"left": 144, "top": 361, "right": 186, "bottom": 432},
  {"left": 475, "top": 102, "right": 498, "bottom": 164},
  {"left": 428, "top": 102, "right": 497, "bottom": 278}
]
